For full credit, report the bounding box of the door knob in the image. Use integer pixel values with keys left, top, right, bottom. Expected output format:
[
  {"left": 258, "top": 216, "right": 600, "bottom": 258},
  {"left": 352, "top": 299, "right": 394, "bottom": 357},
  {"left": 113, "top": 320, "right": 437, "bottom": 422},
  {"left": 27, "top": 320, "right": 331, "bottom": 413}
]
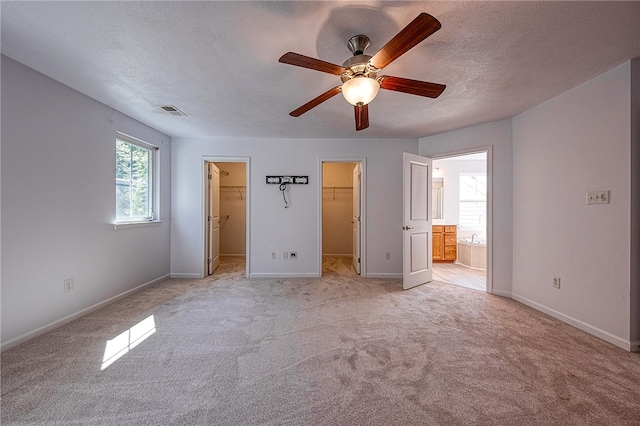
[{"left": 402, "top": 226, "right": 413, "bottom": 230}]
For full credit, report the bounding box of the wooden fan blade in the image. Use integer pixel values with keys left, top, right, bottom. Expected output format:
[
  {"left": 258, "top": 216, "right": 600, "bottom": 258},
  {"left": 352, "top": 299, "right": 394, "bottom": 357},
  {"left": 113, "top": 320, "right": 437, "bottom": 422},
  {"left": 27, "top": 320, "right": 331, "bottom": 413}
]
[
  {"left": 279, "top": 52, "right": 346, "bottom": 75},
  {"left": 379, "top": 75, "right": 446, "bottom": 98},
  {"left": 290, "top": 86, "right": 342, "bottom": 117},
  {"left": 354, "top": 103, "right": 369, "bottom": 131},
  {"left": 369, "top": 13, "right": 441, "bottom": 70}
]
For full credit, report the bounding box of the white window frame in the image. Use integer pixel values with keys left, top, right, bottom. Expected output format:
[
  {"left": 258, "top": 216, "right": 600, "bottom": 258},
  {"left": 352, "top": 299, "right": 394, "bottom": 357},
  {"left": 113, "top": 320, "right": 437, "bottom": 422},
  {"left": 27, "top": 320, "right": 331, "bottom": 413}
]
[{"left": 115, "top": 132, "right": 159, "bottom": 226}]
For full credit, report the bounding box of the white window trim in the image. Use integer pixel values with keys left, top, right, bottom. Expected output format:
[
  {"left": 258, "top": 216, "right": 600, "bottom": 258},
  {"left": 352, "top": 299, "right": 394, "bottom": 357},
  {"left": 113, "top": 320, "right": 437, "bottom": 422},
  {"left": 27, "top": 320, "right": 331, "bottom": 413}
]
[
  {"left": 113, "top": 221, "right": 162, "bottom": 230},
  {"left": 115, "top": 132, "right": 160, "bottom": 227}
]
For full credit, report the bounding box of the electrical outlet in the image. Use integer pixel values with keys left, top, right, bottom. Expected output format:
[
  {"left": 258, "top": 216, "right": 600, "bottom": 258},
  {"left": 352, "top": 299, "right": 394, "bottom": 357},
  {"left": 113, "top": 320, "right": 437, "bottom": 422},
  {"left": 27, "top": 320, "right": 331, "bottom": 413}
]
[
  {"left": 64, "top": 278, "right": 74, "bottom": 293},
  {"left": 553, "top": 277, "right": 561, "bottom": 289},
  {"left": 587, "top": 190, "right": 610, "bottom": 205},
  {"left": 271, "top": 251, "right": 277, "bottom": 259},
  {"left": 290, "top": 252, "right": 298, "bottom": 259},
  {"left": 385, "top": 252, "right": 391, "bottom": 260},
  {"left": 283, "top": 252, "right": 289, "bottom": 259}
]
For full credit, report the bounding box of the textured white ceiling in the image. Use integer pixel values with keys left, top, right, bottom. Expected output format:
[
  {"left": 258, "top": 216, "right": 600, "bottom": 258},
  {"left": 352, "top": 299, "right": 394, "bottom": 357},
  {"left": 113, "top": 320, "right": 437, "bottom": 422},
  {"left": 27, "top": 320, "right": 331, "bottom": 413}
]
[{"left": 2, "top": 1, "right": 640, "bottom": 139}]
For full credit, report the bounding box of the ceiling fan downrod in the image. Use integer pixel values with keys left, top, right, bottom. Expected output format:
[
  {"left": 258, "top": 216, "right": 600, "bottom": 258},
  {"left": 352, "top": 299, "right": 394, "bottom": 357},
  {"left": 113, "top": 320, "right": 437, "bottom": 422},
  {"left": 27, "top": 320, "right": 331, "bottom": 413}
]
[{"left": 347, "top": 35, "right": 370, "bottom": 56}]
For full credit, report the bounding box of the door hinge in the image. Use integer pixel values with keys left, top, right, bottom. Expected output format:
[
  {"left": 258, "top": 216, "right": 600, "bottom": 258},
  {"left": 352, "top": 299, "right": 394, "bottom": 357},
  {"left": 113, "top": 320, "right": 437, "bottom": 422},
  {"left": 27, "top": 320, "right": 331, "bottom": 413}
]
[
  {"left": 208, "top": 215, "right": 213, "bottom": 222},
  {"left": 207, "top": 258, "right": 212, "bottom": 264},
  {"left": 208, "top": 173, "right": 212, "bottom": 180},
  {"left": 358, "top": 257, "right": 361, "bottom": 263}
]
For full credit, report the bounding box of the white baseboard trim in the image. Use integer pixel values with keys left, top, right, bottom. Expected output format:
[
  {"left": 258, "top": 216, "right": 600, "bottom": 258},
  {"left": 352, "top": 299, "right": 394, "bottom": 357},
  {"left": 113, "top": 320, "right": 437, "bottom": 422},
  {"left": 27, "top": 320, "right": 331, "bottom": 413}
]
[
  {"left": 511, "top": 293, "right": 632, "bottom": 352},
  {"left": 366, "top": 273, "right": 402, "bottom": 279},
  {"left": 1, "top": 274, "right": 170, "bottom": 353},
  {"left": 170, "top": 272, "right": 203, "bottom": 279},
  {"left": 250, "top": 272, "right": 321, "bottom": 279},
  {"left": 491, "top": 289, "right": 512, "bottom": 298}
]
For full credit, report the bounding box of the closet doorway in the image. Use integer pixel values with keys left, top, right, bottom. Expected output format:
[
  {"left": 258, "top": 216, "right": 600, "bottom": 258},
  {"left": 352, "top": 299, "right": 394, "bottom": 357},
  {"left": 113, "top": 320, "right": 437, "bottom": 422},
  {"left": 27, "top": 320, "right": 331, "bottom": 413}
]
[
  {"left": 204, "top": 159, "right": 249, "bottom": 278},
  {"left": 320, "top": 160, "right": 365, "bottom": 277}
]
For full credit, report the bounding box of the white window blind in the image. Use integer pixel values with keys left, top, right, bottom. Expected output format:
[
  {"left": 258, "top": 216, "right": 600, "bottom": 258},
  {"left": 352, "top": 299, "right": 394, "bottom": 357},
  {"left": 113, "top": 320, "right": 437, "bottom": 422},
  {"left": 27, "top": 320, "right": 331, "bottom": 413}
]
[{"left": 459, "top": 174, "right": 486, "bottom": 226}]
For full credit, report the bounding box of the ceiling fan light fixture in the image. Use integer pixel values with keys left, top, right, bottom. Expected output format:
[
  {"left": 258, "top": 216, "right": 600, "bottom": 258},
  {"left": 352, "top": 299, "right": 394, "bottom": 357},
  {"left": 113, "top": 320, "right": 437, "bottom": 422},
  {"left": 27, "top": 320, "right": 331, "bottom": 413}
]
[
  {"left": 341, "top": 76, "right": 380, "bottom": 106},
  {"left": 279, "top": 13, "right": 444, "bottom": 130}
]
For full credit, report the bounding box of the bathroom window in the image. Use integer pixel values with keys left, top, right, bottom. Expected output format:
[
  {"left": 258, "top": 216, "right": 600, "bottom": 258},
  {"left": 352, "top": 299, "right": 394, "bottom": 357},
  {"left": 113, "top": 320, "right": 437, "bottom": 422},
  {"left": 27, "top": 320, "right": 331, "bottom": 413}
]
[
  {"left": 115, "top": 133, "right": 158, "bottom": 223},
  {"left": 432, "top": 177, "right": 444, "bottom": 219},
  {"left": 459, "top": 173, "right": 486, "bottom": 227}
]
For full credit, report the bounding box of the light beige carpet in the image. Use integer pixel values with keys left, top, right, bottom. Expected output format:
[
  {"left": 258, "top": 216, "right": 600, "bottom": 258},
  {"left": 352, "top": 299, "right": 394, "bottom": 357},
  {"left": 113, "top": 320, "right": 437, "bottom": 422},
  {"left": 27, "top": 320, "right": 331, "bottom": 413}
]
[{"left": 2, "top": 257, "right": 639, "bottom": 425}]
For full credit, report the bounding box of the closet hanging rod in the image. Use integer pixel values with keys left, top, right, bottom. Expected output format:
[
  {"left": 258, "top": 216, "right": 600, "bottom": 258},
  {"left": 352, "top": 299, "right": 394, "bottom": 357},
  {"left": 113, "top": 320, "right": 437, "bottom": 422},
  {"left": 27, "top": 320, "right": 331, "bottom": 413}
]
[
  {"left": 220, "top": 185, "right": 246, "bottom": 189},
  {"left": 322, "top": 186, "right": 353, "bottom": 190}
]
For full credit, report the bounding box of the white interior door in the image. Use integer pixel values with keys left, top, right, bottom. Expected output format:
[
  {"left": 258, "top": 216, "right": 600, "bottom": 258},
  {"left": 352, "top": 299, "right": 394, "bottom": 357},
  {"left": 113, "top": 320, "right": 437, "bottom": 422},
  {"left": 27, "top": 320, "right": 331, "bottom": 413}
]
[
  {"left": 352, "top": 163, "right": 361, "bottom": 275},
  {"left": 206, "top": 162, "right": 221, "bottom": 275},
  {"left": 402, "top": 153, "right": 433, "bottom": 289}
]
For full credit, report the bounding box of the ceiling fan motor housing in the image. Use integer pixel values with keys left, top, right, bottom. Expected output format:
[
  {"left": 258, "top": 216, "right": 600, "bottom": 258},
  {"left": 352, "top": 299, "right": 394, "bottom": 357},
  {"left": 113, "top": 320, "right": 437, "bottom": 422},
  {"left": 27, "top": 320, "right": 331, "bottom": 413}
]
[
  {"left": 341, "top": 54, "right": 378, "bottom": 82},
  {"left": 342, "top": 35, "right": 379, "bottom": 82}
]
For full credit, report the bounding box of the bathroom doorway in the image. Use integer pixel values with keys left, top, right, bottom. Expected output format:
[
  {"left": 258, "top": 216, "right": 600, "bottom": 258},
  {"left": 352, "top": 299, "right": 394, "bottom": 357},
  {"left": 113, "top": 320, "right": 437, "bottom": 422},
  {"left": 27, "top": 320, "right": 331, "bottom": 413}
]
[
  {"left": 203, "top": 158, "right": 249, "bottom": 278},
  {"left": 431, "top": 150, "right": 489, "bottom": 292},
  {"left": 320, "top": 160, "right": 365, "bottom": 277}
]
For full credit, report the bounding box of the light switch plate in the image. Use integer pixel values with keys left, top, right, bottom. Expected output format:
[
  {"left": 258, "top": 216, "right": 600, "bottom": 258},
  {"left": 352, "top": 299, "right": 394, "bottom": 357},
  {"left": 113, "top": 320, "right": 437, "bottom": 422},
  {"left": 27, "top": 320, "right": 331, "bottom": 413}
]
[
  {"left": 586, "top": 190, "right": 609, "bottom": 205},
  {"left": 64, "top": 278, "right": 74, "bottom": 292}
]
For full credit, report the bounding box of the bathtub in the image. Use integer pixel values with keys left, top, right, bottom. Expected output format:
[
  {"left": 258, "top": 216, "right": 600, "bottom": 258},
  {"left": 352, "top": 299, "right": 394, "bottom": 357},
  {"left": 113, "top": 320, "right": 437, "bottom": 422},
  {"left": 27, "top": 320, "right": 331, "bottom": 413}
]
[{"left": 457, "top": 240, "right": 487, "bottom": 270}]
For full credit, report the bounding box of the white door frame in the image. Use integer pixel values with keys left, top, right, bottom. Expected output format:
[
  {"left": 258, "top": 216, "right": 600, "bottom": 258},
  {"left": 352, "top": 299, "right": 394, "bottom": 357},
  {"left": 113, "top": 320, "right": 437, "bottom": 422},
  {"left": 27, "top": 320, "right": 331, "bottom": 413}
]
[
  {"left": 205, "top": 162, "right": 221, "bottom": 275},
  {"left": 428, "top": 146, "right": 493, "bottom": 294},
  {"left": 318, "top": 158, "right": 367, "bottom": 277},
  {"left": 202, "top": 156, "right": 251, "bottom": 278},
  {"left": 352, "top": 163, "right": 362, "bottom": 275}
]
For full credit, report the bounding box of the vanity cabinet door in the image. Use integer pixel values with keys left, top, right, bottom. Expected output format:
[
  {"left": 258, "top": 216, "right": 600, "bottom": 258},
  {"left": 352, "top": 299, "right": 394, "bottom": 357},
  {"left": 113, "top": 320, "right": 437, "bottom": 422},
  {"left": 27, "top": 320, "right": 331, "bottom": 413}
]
[
  {"left": 433, "top": 225, "right": 457, "bottom": 262},
  {"left": 444, "top": 227, "right": 457, "bottom": 261},
  {"left": 432, "top": 226, "right": 444, "bottom": 261}
]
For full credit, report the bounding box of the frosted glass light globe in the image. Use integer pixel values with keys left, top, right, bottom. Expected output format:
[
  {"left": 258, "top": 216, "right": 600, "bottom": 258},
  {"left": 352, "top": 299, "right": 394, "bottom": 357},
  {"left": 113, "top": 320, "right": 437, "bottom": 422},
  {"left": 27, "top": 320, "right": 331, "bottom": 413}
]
[{"left": 341, "top": 76, "right": 380, "bottom": 106}]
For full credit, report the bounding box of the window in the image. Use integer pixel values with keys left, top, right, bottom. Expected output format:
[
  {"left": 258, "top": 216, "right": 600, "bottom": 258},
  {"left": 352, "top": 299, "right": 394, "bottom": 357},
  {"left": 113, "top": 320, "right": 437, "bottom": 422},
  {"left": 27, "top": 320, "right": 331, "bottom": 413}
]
[
  {"left": 432, "top": 177, "right": 444, "bottom": 219},
  {"left": 459, "top": 173, "right": 486, "bottom": 227},
  {"left": 115, "top": 134, "right": 157, "bottom": 223}
]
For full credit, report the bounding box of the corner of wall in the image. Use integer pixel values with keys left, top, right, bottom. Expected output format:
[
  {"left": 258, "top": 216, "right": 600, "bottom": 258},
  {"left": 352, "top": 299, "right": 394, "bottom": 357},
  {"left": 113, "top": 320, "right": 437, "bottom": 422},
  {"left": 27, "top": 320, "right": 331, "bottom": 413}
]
[{"left": 630, "top": 56, "right": 640, "bottom": 345}]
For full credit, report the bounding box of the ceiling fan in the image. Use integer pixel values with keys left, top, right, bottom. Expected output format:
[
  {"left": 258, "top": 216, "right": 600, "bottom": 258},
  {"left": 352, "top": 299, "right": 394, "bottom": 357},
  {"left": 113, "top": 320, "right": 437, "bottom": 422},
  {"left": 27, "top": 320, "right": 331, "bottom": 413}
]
[{"left": 279, "top": 13, "right": 446, "bottom": 131}]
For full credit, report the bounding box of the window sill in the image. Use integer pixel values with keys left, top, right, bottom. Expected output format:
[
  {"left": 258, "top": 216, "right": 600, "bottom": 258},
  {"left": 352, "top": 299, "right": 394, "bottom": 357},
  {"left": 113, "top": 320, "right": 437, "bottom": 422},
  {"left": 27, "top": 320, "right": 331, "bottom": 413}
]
[{"left": 113, "top": 221, "right": 162, "bottom": 230}]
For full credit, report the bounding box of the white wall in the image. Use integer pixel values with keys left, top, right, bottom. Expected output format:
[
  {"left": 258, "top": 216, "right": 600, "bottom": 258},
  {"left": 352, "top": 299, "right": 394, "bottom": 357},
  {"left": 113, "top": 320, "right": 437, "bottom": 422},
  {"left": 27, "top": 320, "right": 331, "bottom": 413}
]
[
  {"left": 1, "top": 56, "right": 171, "bottom": 349},
  {"left": 171, "top": 138, "right": 417, "bottom": 278},
  {"left": 419, "top": 119, "right": 513, "bottom": 297},
  {"left": 511, "top": 62, "right": 632, "bottom": 349}
]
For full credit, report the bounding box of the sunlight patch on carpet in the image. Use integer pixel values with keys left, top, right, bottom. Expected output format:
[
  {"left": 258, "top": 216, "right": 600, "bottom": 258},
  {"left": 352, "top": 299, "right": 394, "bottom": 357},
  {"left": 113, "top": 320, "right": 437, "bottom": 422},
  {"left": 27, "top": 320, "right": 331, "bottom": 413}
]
[{"left": 101, "top": 315, "right": 156, "bottom": 370}]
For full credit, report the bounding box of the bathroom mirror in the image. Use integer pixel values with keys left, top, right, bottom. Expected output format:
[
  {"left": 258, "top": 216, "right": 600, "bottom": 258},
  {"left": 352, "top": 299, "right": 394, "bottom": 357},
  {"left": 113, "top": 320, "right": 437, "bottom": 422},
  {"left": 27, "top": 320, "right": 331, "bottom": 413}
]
[{"left": 432, "top": 178, "right": 443, "bottom": 219}]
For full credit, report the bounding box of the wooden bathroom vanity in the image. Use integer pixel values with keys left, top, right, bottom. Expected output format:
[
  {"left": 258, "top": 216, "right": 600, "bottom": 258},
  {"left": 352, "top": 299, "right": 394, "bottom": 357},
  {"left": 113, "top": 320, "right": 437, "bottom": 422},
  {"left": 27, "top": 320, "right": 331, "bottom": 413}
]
[{"left": 432, "top": 225, "right": 457, "bottom": 262}]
